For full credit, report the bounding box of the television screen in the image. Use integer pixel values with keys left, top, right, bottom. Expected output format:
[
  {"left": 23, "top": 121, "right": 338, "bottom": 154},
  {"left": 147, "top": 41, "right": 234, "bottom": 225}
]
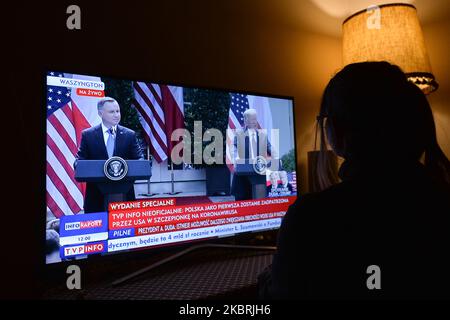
[{"left": 45, "top": 71, "right": 298, "bottom": 264}]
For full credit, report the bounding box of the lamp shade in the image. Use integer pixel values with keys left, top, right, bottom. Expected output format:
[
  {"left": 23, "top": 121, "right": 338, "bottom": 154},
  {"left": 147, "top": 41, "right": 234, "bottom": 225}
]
[{"left": 343, "top": 3, "right": 438, "bottom": 94}]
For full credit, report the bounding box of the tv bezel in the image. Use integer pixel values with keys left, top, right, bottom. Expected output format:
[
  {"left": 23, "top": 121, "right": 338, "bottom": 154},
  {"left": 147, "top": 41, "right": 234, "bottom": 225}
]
[{"left": 41, "top": 67, "right": 299, "bottom": 278}]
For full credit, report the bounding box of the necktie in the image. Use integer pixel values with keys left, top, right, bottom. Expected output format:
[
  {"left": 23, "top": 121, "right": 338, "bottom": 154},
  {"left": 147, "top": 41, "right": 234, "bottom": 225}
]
[{"left": 106, "top": 127, "right": 115, "bottom": 158}]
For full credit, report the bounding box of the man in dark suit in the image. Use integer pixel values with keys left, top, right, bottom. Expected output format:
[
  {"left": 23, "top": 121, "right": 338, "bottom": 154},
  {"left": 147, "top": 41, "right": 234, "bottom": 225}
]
[
  {"left": 231, "top": 108, "right": 273, "bottom": 200},
  {"left": 75, "top": 97, "right": 144, "bottom": 213}
]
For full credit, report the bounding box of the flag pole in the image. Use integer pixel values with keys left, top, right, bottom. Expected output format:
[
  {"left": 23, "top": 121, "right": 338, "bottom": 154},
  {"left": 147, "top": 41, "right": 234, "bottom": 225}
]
[
  {"left": 139, "top": 145, "right": 158, "bottom": 197},
  {"left": 165, "top": 161, "right": 181, "bottom": 195}
]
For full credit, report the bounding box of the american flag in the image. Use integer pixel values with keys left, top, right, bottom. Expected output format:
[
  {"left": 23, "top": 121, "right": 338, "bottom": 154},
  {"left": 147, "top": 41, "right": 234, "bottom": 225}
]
[
  {"left": 226, "top": 93, "right": 249, "bottom": 171},
  {"left": 132, "top": 82, "right": 184, "bottom": 163},
  {"left": 229, "top": 93, "right": 249, "bottom": 128},
  {"left": 46, "top": 72, "right": 92, "bottom": 217}
]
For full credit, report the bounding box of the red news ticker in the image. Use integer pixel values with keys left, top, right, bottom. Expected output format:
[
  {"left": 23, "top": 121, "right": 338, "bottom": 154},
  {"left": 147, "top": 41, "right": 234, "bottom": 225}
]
[
  {"left": 108, "top": 198, "right": 177, "bottom": 212},
  {"left": 134, "top": 211, "right": 287, "bottom": 236},
  {"left": 76, "top": 88, "right": 105, "bottom": 98},
  {"left": 108, "top": 196, "right": 296, "bottom": 230},
  {"left": 84, "top": 243, "right": 104, "bottom": 253},
  {"left": 80, "top": 220, "right": 102, "bottom": 229}
]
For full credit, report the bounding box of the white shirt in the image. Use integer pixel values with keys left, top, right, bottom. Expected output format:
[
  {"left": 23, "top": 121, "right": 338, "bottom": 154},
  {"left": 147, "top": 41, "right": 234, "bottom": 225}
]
[
  {"left": 248, "top": 128, "right": 257, "bottom": 159},
  {"left": 102, "top": 123, "right": 117, "bottom": 146}
]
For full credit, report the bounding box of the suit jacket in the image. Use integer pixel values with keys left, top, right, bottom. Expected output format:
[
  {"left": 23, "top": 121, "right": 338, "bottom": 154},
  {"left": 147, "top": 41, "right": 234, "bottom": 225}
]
[
  {"left": 75, "top": 124, "right": 144, "bottom": 213},
  {"left": 267, "top": 183, "right": 293, "bottom": 197},
  {"left": 231, "top": 128, "right": 272, "bottom": 200},
  {"left": 233, "top": 128, "right": 271, "bottom": 161},
  {"left": 278, "top": 183, "right": 293, "bottom": 193}
]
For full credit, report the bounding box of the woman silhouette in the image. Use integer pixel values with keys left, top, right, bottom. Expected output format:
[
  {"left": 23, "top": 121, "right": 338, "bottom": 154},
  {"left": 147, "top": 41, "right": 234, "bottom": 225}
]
[{"left": 262, "top": 62, "right": 450, "bottom": 299}]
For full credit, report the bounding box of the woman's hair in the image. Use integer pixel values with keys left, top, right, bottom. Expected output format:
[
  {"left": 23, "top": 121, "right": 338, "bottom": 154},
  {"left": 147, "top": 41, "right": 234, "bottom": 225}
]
[{"left": 317, "top": 61, "right": 450, "bottom": 190}]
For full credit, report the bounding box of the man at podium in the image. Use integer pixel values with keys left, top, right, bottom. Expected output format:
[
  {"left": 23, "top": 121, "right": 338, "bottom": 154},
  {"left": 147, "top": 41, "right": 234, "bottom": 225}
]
[
  {"left": 75, "top": 97, "right": 144, "bottom": 213},
  {"left": 231, "top": 109, "right": 272, "bottom": 200}
]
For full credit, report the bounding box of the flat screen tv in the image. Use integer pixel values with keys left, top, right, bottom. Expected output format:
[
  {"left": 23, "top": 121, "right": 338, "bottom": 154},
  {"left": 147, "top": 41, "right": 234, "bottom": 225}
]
[{"left": 45, "top": 71, "right": 298, "bottom": 265}]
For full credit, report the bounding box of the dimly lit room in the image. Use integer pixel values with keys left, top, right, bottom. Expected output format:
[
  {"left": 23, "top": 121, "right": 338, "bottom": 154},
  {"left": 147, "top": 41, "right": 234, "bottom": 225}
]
[{"left": 5, "top": 0, "right": 450, "bottom": 305}]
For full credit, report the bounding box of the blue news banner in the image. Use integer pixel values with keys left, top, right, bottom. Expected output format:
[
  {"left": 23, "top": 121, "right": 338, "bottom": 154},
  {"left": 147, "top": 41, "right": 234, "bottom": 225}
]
[
  {"left": 59, "top": 212, "right": 108, "bottom": 259},
  {"left": 59, "top": 212, "right": 137, "bottom": 259}
]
